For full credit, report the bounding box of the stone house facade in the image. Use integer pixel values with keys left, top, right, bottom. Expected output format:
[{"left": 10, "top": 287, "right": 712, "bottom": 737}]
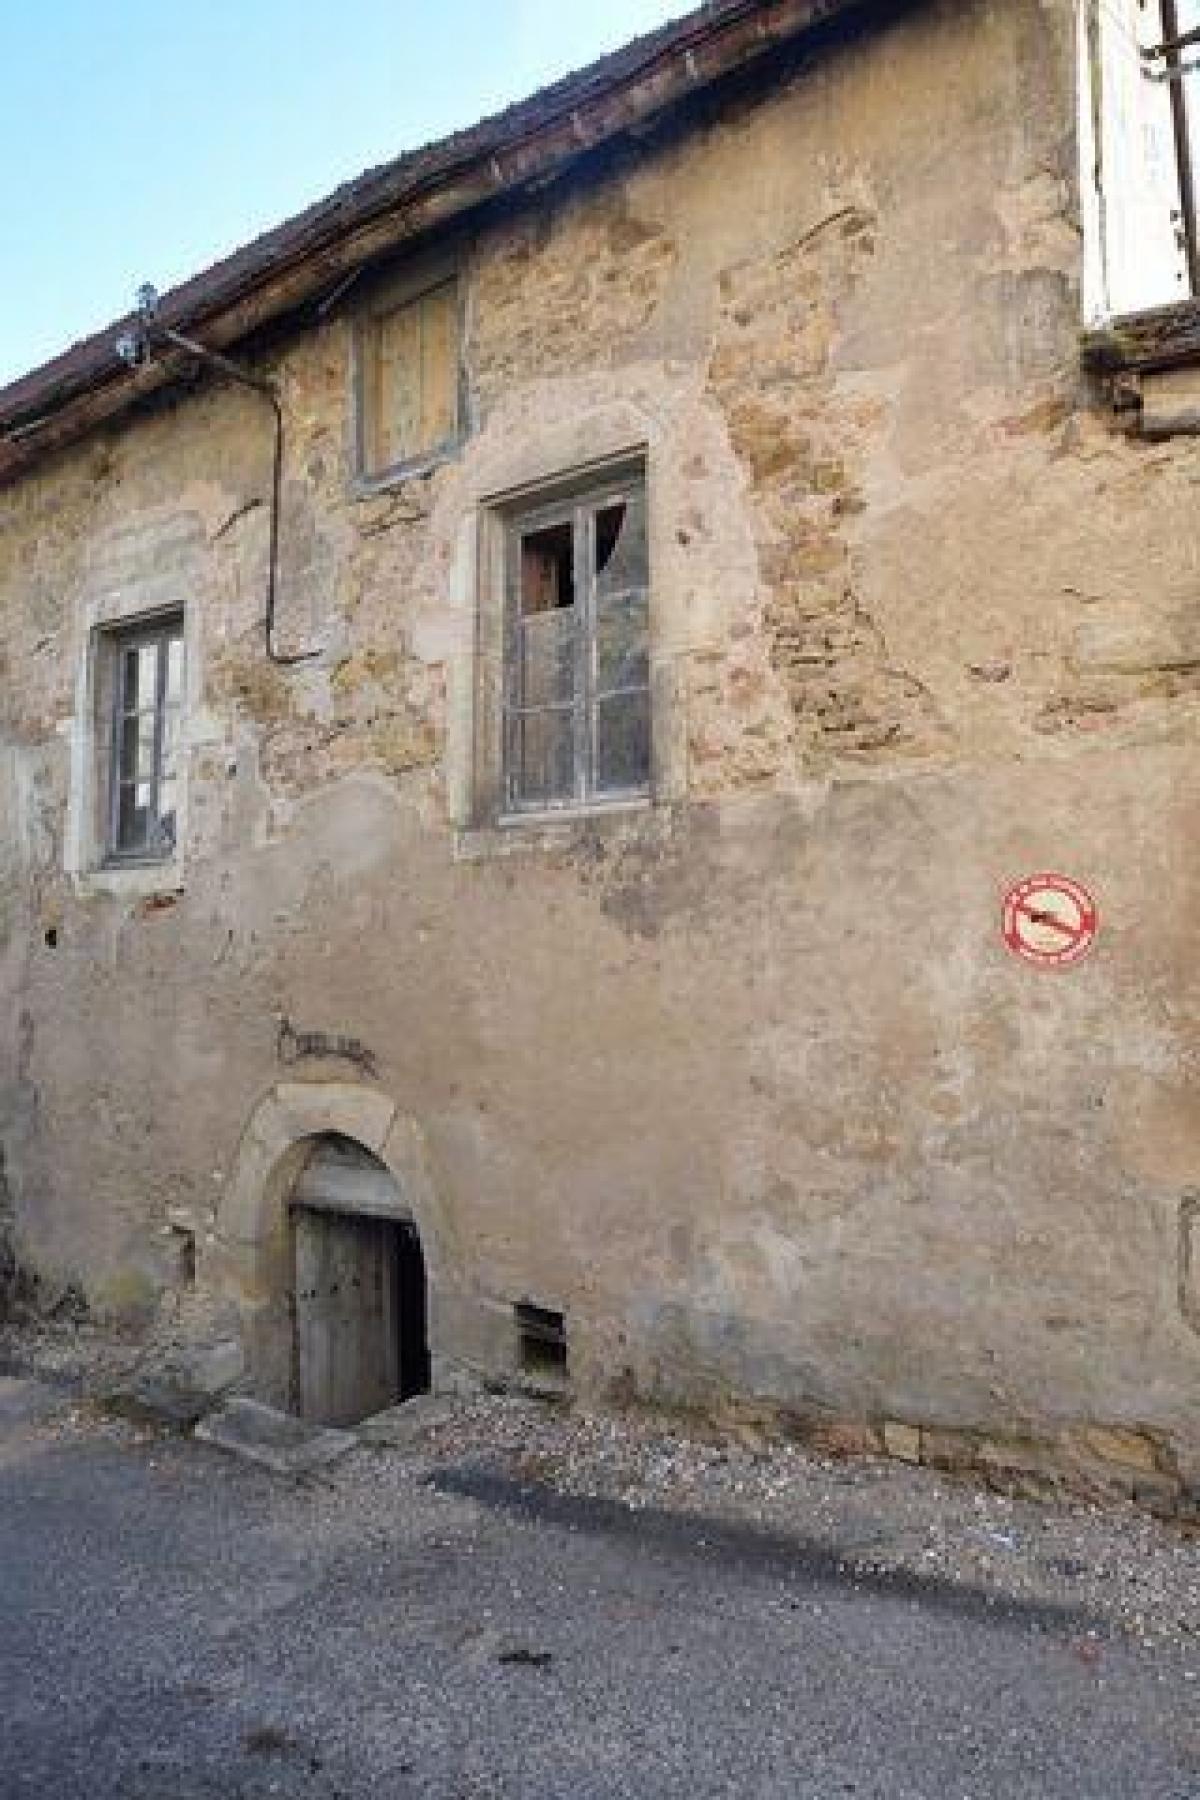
[{"left": 3, "top": 0, "right": 1200, "bottom": 1495}]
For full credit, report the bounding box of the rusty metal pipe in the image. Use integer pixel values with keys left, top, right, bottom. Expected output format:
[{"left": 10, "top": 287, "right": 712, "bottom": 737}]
[{"left": 148, "top": 323, "right": 317, "bottom": 667}]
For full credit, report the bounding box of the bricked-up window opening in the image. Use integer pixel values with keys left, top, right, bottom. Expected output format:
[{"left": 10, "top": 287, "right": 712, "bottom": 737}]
[
  {"left": 1081, "top": 0, "right": 1200, "bottom": 320},
  {"left": 361, "top": 276, "right": 459, "bottom": 478},
  {"left": 503, "top": 472, "right": 649, "bottom": 812},
  {"left": 106, "top": 614, "right": 183, "bottom": 862},
  {"left": 515, "top": 1302, "right": 568, "bottom": 1377}
]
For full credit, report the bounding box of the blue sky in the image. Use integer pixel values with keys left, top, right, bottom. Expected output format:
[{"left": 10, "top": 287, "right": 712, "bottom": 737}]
[{"left": 0, "top": 0, "right": 684, "bottom": 389}]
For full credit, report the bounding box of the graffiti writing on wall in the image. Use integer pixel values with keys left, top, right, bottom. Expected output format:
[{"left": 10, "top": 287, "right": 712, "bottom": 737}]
[{"left": 277, "top": 1015, "right": 380, "bottom": 1080}]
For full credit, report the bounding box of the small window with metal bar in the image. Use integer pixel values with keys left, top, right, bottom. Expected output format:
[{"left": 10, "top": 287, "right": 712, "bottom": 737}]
[
  {"left": 1081, "top": 0, "right": 1200, "bottom": 321},
  {"left": 502, "top": 470, "right": 650, "bottom": 814},
  {"left": 104, "top": 613, "right": 184, "bottom": 863}
]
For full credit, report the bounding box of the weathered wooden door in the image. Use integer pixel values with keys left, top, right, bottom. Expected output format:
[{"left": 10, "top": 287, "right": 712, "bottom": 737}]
[{"left": 293, "top": 1208, "right": 402, "bottom": 1426}]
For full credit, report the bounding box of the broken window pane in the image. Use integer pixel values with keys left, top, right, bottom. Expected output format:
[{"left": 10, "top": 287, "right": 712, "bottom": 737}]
[{"left": 595, "top": 491, "right": 647, "bottom": 592}]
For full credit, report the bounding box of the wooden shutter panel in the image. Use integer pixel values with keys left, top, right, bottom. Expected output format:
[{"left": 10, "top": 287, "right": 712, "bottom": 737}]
[{"left": 1080, "top": 0, "right": 1189, "bottom": 320}]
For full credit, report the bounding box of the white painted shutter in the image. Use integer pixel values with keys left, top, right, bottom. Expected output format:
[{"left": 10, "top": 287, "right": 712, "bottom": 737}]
[
  {"left": 1080, "top": 0, "right": 1189, "bottom": 321},
  {"left": 1176, "top": 0, "right": 1200, "bottom": 196}
]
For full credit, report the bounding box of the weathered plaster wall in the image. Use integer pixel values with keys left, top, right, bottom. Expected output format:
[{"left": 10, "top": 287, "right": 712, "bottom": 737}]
[{"left": 5, "top": 0, "right": 1200, "bottom": 1487}]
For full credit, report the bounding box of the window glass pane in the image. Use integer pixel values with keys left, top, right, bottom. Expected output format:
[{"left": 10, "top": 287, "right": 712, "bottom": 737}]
[
  {"left": 501, "top": 475, "right": 648, "bottom": 811},
  {"left": 117, "top": 783, "right": 148, "bottom": 853},
  {"left": 108, "top": 618, "right": 183, "bottom": 861},
  {"left": 594, "top": 491, "right": 647, "bottom": 593},
  {"left": 520, "top": 521, "right": 575, "bottom": 615},
  {"left": 594, "top": 490, "right": 649, "bottom": 695},
  {"left": 134, "top": 709, "right": 157, "bottom": 781},
  {"left": 161, "top": 707, "right": 181, "bottom": 781},
  {"left": 118, "top": 714, "right": 139, "bottom": 783},
  {"left": 119, "top": 712, "right": 156, "bottom": 784},
  {"left": 157, "top": 780, "right": 177, "bottom": 851},
  {"left": 137, "top": 642, "right": 158, "bottom": 710},
  {"left": 138, "top": 712, "right": 157, "bottom": 779},
  {"left": 594, "top": 487, "right": 649, "bottom": 780},
  {"left": 514, "top": 608, "right": 576, "bottom": 710},
  {"left": 166, "top": 635, "right": 183, "bottom": 704},
  {"left": 595, "top": 690, "right": 650, "bottom": 794},
  {"left": 595, "top": 588, "right": 649, "bottom": 698},
  {"left": 122, "top": 643, "right": 149, "bottom": 712},
  {"left": 508, "top": 707, "right": 574, "bottom": 807}
]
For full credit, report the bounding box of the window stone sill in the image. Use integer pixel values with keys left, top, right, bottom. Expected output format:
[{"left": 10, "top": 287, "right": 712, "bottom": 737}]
[
  {"left": 1082, "top": 299, "right": 1200, "bottom": 376},
  {"left": 75, "top": 859, "right": 184, "bottom": 900},
  {"left": 455, "top": 795, "right": 679, "bottom": 863},
  {"left": 349, "top": 439, "right": 463, "bottom": 500}
]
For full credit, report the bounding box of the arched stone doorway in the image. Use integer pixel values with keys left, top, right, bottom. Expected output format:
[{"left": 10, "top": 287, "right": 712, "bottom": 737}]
[
  {"left": 289, "top": 1135, "right": 430, "bottom": 1426},
  {"left": 209, "top": 1081, "right": 452, "bottom": 1420}
]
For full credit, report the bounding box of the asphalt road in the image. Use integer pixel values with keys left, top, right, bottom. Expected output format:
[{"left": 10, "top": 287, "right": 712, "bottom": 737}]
[{"left": 2, "top": 1372, "right": 1198, "bottom": 1799}]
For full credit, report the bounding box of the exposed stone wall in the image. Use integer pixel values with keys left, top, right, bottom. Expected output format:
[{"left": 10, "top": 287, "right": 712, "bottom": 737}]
[{"left": 5, "top": 0, "right": 1200, "bottom": 1490}]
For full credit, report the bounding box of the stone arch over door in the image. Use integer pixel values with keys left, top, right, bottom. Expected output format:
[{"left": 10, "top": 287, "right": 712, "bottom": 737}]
[{"left": 207, "top": 1081, "right": 452, "bottom": 1408}]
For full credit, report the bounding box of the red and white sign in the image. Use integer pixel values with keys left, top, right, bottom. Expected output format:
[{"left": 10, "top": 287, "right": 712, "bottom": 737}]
[{"left": 1001, "top": 873, "right": 1098, "bottom": 969}]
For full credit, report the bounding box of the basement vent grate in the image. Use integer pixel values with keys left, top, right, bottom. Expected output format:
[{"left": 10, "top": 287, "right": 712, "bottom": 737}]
[{"left": 514, "top": 1302, "right": 567, "bottom": 1377}]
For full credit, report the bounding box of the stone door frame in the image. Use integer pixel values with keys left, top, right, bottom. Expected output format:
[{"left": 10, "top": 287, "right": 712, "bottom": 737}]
[{"left": 206, "top": 1080, "right": 453, "bottom": 1407}]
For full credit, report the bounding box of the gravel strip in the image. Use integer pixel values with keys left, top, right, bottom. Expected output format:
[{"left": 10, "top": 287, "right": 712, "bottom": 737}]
[
  {"left": 377, "top": 1392, "right": 1200, "bottom": 1652},
  {"left": 7, "top": 1319, "right": 1198, "bottom": 1653}
]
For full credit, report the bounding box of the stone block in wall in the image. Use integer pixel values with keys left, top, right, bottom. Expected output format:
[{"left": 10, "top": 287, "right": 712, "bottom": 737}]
[{"left": 881, "top": 1420, "right": 922, "bottom": 1464}]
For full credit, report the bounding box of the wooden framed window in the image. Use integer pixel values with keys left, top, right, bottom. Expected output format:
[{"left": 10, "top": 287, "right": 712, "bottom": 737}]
[
  {"left": 105, "top": 613, "right": 183, "bottom": 862},
  {"left": 502, "top": 471, "right": 650, "bottom": 814},
  {"left": 355, "top": 264, "right": 461, "bottom": 482}
]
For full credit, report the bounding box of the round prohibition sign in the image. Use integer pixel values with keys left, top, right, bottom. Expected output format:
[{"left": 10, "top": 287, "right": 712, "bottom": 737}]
[{"left": 1001, "top": 873, "right": 1098, "bottom": 970}]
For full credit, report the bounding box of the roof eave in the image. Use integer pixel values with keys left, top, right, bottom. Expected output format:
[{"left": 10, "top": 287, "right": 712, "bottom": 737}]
[{"left": 0, "top": 0, "right": 879, "bottom": 485}]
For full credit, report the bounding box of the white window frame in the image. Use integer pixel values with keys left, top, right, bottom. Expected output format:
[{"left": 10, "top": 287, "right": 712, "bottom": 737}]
[
  {"left": 64, "top": 598, "right": 196, "bottom": 894},
  {"left": 103, "top": 611, "right": 184, "bottom": 865}
]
